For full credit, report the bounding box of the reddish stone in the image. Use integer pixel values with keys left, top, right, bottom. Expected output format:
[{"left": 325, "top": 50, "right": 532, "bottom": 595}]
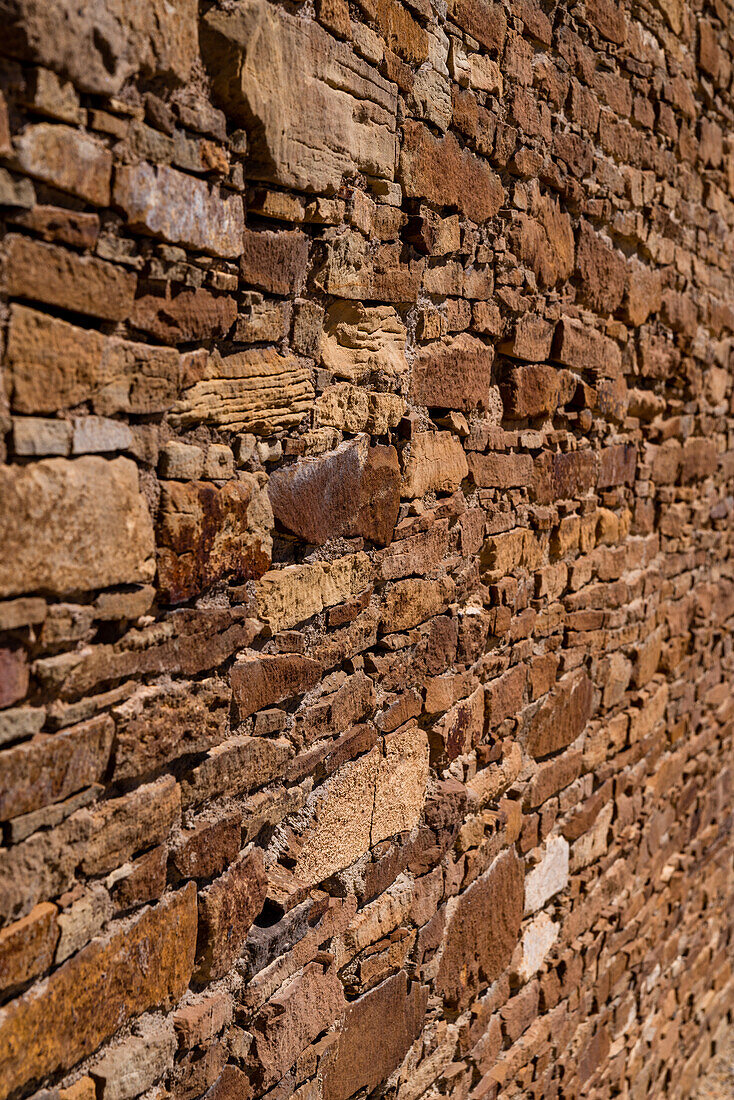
[
  {"left": 597, "top": 442, "right": 636, "bottom": 488},
  {"left": 156, "top": 476, "right": 272, "bottom": 605},
  {"left": 0, "top": 646, "right": 29, "bottom": 709},
  {"left": 552, "top": 318, "right": 622, "bottom": 377},
  {"left": 322, "top": 973, "right": 428, "bottom": 1100},
  {"left": 525, "top": 670, "right": 594, "bottom": 758},
  {"left": 468, "top": 452, "right": 534, "bottom": 488},
  {"left": 575, "top": 219, "right": 626, "bottom": 314},
  {"left": 130, "top": 287, "right": 236, "bottom": 344},
  {"left": 268, "top": 437, "right": 400, "bottom": 547},
  {"left": 436, "top": 849, "right": 524, "bottom": 1008},
  {"left": 532, "top": 449, "right": 598, "bottom": 504},
  {"left": 498, "top": 315, "right": 555, "bottom": 362},
  {"left": 240, "top": 227, "right": 310, "bottom": 296},
  {"left": 0, "top": 885, "right": 197, "bottom": 1098},
  {"left": 196, "top": 849, "right": 267, "bottom": 981},
  {"left": 411, "top": 334, "right": 493, "bottom": 410},
  {"left": 230, "top": 652, "right": 323, "bottom": 719},
  {"left": 449, "top": 0, "right": 507, "bottom": 51},
  {"left": 170, "top": 816, "right": 242, "bottom": 881},
  {"left": 486, "top": 663, "right": 527, "bottom": 726},
  {"left": 399, "top": 120, "right": 503, "bottom": 224},
  {"left": 0, "top": 903, "right": 58, "bottom": 997},
  {"left": 500, "top": 365, "right": 564, "bottom": 419}
]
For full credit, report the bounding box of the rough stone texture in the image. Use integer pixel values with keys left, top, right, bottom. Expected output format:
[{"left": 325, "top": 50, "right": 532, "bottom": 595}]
[
  {"left": 0, "top": 457, "right": 155, "bottom": 597},
  {"left": 0, "top": 2, "right": 732, "bottom": 1099}
]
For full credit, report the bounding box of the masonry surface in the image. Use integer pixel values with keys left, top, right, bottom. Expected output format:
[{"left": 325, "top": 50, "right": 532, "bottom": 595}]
[{"left": 0, "top": 0, "right": 732, "bottom": 1098}]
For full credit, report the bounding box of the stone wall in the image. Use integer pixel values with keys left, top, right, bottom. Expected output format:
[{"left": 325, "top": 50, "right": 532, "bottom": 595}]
[{"left": 0, "top": 0, "right": 732, "bottom": 1098}]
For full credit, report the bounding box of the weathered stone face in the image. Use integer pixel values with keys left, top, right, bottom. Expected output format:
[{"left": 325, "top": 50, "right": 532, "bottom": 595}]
[
  {"left": 0, "top": 457, "right": 155, "bottom": 598},
  {"left": 202, "top": 0, "right": 398, "bottom": 193},
  {"left": 436, "top": 850, "right": 524, "bottom": 1008}
]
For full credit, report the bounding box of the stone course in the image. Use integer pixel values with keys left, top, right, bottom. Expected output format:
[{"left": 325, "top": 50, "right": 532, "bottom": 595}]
[{"left": 0, "top": 0, "right": 732, "bottom": 1098}]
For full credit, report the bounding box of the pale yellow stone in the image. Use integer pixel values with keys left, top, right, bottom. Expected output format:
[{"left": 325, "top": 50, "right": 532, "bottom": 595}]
[
  {"left": 315, "top": 383, "right": 405, "bottom": 434},
  {"left": 372, "top": 722, "right": 429, "bottom": 843},
  {"left": 401, "top": 432, "right": 468, "bottom": 498},
  {"left": 256, "top": 553, "right": 372, "bottom": 632},
  {"left": 321, "top": 301, "right": 408, "bottom": 382}
]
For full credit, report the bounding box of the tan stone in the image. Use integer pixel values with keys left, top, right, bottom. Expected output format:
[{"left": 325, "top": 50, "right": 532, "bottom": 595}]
[
  {"left": 321, "top": 302, "right": 408, "bottom": 382},
  {"left": 114, "top": 164, "right": 245, "bottom": 258},
  {"left": 0, "top": 457, "right": 155, "bottom": 598},
  {"left": 202, "top": 0, "right": 398, "bottom": 193},
  {"left": 255, "top": 554, "right": 372, "bottom": 632},
  {"left": 315, "top": 383, "right": 405, "bottom": 433},
  {"left": 0, "top": 903, "right": 58, "bottom": 997},
  {"left": 0, "top": 0, "right": 198, "bottom": 95},
  {"left": 372, "top": 722, "right": 430, "bottom": 842},
  {"left": 511, "top": 195, "right": 574, "bottom": 287},
  {"left": 402, "top": 431, "right": 469, "bottom": 497},
  {"left": 172, "top": 349, "right": 313, "bottom": 435},
  {"left": 13, "top": 123, "right": 111, "bottom": 205},
  {"left": 6, "top": 305, "right": 181, "bottom": 416},
  {"left": 382, "top": 576, "right": 456, "bottom": 632},
  {"left": 411, "top": 334, "right": 494, "bottom": 410},
  {"left": 0, "top": 885, "right": 197, "bottom": 1098},
  {"left": 196, "top": 849, "right": 267, "bottom": 981}
]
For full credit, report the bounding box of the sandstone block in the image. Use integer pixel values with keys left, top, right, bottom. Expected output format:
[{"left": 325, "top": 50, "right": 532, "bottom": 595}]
[
  {"left": 511, "top": 195, "right": 574, "bottom": 287},
  {"left": 322, "top": 973, "right": 428, "bottom": 1100},
  {"left": 321, "top": 302, "right": 408, "bottom": 381},
  {"left": 552, "top": 318, "right": 622, "bottom": 377},
  {"left": 372, "top": 723, "right": 430, "bottom": 841},
  {"left": 0, "top": 457, "right": 155, "bottom": 598},
  {"left": 241, "top": 228, "right": 310, "bottom": 296},
  {"left": 517, "top": 912, "right": 558, "bottom": 981},
  {"left": 399, "top": 121, "right": 503, "bottom": 224},
  {"left": 411, "top": 334, "right": 493, "bottom": 410},
  {"left": 13, "top": 124, "right": 111, "bottom": 205},
  {"left": 435, "top": 685, "right": 485, "bottom": 760},
  {"left": 402, "top": 431, "right": 469, "bottom": 497},
  {"left": 130, "top": 288, "right": 236, "bottom": 345},
  {"left": 79, "top": 775, "right": 181, "bottom": 876},
  {"left": 250, "top": 962, "right": 346, "bottom": 1087},
  {"left": 114, "top": 164, "right": 245, "bottom": 258},
  {"left": 597, "top": 442, "right": 636, "bottom": 488},
  {"left": 0, "top": 903, "right": 58, "bottom": 997},
  {"left": 315, "top": 383, "right": 405, "bottom": 434},
  {"left": 157, "top": 476, "right": 273, "bottom": 605},
  {"left": 498, "top": 315, "right": 555, "bottom": 362},
  {"left": 532, "top": 449, "right": 598, "bottom": 504},
  {"left": 181, "top": 736, "right": 291, "bottom": 809},
  {"left": 90, "top": 1020, "right": 176, "bottom": 1100},
  {"left": 6, "top": 305, "right": 181, "bottom": 416},
  {"left": 576, "top": 220, "right": 626, "bottom": 314},
  {"left": 436, "top": 849, "right": 524, "bottom": 1008},
  {"left": 0, "top": 716, "right": 112, "bottom": 821},
  {"left": 196, "top": 849, "right": 267, "bottom": 981},
  {"left": 255, "top": 554, "right": 372, "bottom": 632},
  {"left": 524, "top": 834, "right": 569, "bottom": 912},
  {"left": 0, "top": 885, "right": 197, "bottom": 1098},
  {"left": 500, "top": 364, "right": 565, "bottom": 419},
  {"left": 1, "top": 235, "right": 136, "bottom": 322},
  {"left": 0, "top": 647, "right": 28, "bottom": 708},
  {"left": 113, "top": 679, "right": 231, "bottom": 781},
  {"left": 268, "top": 437, "right": 400, "bottom": 547},
  {"left": 172, "top": 349, "right": 313, "bottom": 435},
  {"left": 231, "top": 652, "right": 323, "bottom": 719},
  {"left": 0, "top": 0, "right": 198, "bottom": 95},
  {"left": 468, "top": 452, "right": 534, "bottom": 488},
  {"left": 525, "top": 669, "right": 593, "bottom": 758},
  {"left": 382, "top": 576, "right": 455, "bottom": 632},
  {"left": 448, "top": 0, "right": 507, "bottom": 50},
  {"left": 202, "top": 1, "right": 398, "bottom": 193}
]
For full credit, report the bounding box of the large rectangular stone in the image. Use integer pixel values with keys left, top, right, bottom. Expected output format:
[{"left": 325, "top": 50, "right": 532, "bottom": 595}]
[
  {"left": 202, "top": 0, "right": 398, "bottom": 192},
  {"left": 410, "top": 334, "right": 494, "bottom": 410},
  {"left": 0, "top": 457, "right": 155, "bottom": 598},
  {"left": 0, "top": 885, "right": 197, "bottom": 1098},
  {"left": 399, "top": 121, "right": 503, "bottom": 224},
  {"left": 114, "top": 163, "right": 245, "bottom": 258}
]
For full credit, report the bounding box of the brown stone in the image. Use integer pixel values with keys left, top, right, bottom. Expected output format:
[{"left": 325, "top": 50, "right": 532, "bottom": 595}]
[
  {"left": 381, "top": 576, "right": 455, "bottom": 632},
  {"left": 1, "top": 235, "right": 136, "bottom": 322},
  {"left": 9, "top": 205, "right": 100, "bottom": 249},
  {"left": 552, "top": 318, "right": 622, "bottom": 377},
  {"left": 181, "top": 736, "right": 292, "bottom": 808},
  {"left": 448, "top": 0, "right": 507, "bottom": 51},
  {"left": 0, "top": 457, "right": 155, "bottom": 598},
  {"left": 498, "top": 315, "right": 555, "bottom": 362},
  {"left": 240, "top": 228, "right": 310, "bottom": 296},
  {"left": 402, "top": 431, "right": 468, "bottom": 497},
  {"left": 0, "top": 716, "right": 113, "bottom": 821},
  {"left": 597, "top": 443, "right": 636, "bottom": 488},
  {"left": 268, "top": 438, "right": 400, "bottom": 547},
  {"left": 436, "top": 849, "right": 524, "bottom": 1008},
  {"left": 500, "top": 365, "right": 563, "bottom": 418},
  {"left": 532, "top": 449, "right": 598, "bottom": 504},
  {"left": 6, "top": 305, "right": 181, "bottom": 416},
  {"left": 399, "top": 121, "right": 503, "bottom": 224},
  {"left": 468, "top": 452, "right": 534, "bottom": 488},
  {"left": 323, "top": 974, "right": 429, "bottom": 1100},
  {"left": 0, "top": 903, "right": 58, "bottom": 997},
  {"left": 525, "top": 669, "right": 594, "bottom": 758},
  {"left": 108, "top": 844, "right": 167, "bottom": 911},
  {"left": 411, "top": 334, "right": 493, "bottom": 410},
  {"left": 0, "top": 0, "right": 198, "bottom": 95},
  {"left": 0, "top": 646, "right": 29, "bottom": 709},
  {"left": 231, "top": 652, "right": 323, "bottom": 719},
  {"left": 0, "top": 885, "right": 197, "bottom": 1098},
  {"left": 203, "top": 1066, "right": 252, "bottom": 1100},
  {"left": 202, "top": 1, "right": 397, "bottom": 193},
  {"left": 130, "top": 288, "right": 236, "bottom": 345},
  {"left": 196, "top": 849, "right": 267, "bottom": 981},
  {"left": 681, "top": 438, "right": 718, "bottom": 482},
  {"left": 486, "top": 664, "right": 527, "bottom": 726},
  {"left": 575, "top": 220, "right": 626, "bottom": 314},
  {"left": 79, "top": 775, "right": 181, "bottom": 875},
  {"left": 250, "top": 961, "right": 346, "bottom": 1087},
  {"left": 156, "top": 476, "right": 273, "bottom": 605},
  {"left": 13, "top": 123, "right": 111, "bottom": 205},
  {"left": 511, "top": 195, "right": 574, "bottom": 287},
  {"left": 171, "top": 816, "right": 242, "bottom": 883},
  {"left": 114, "top": 164, "right": 245, "bottom": 258},
  {"left": 113, "top": 679, "right": 231, "bottom": 781}
]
